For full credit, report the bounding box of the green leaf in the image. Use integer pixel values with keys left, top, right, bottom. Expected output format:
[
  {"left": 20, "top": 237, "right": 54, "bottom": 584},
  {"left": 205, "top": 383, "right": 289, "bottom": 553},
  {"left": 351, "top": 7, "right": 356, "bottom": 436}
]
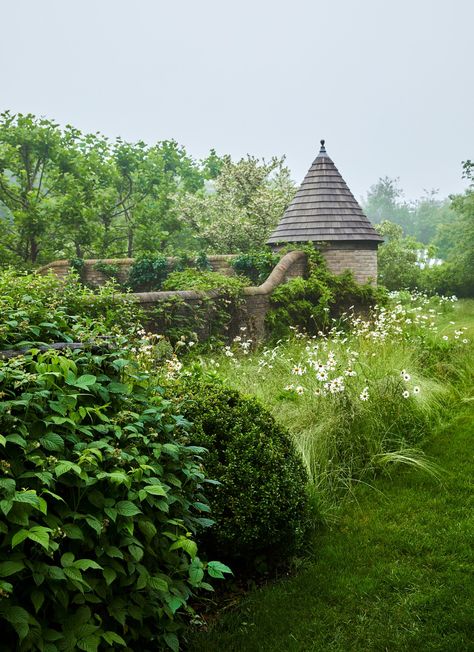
[
  {"left": 163, "top": 632, "right": 179, "bottom": 652},
  {"left": 188, "top": 561, "right": 204, "bottom": 585},
  {"left": 105, "top": 546, "right": 123, "bottom": 559},
  {"left": 63, "top": 523, "right": 85, "bottom": 540},
  {"left": 0, "top": 478, "right": 15, "bottom": 493},
  {"left": 77, "top": 635, "right": 101, "bottom": 652},
  {"left": 207, "top": 560, "right": 233, "bottom": 579},
  {"left": 64, "top": 566, "right": 85, "bottom": 583},
  {"left": 67, "top": 374, "right": 97, "bottom": 389},
  {"left": 137, "top": 519, "right": 157, "bottom": 541},
  {"left": 5, "top": 433, "right": 26, "bottom": 447},
  {"left": 13, "top": 490, "right": 41, "bottom": 508},
  {"left": 116, "top": 500, "right": 142, "bottom": 517},
  {"left": 107, "top": 382, "right": 129, "bottom": 393},
  {"left": 170, "top": 537, "right": 198, "bottom": 558},
  {"left": 143, "top": 484, "right": 167, "bottom": 496},
  {"left": 102, "top": 567, "right": 117, "bottom": 586},
  {"left": 1, "top": 604, "right": 31, "bottom": 641},
  {"left": 0, "top": 560, "right": 25, "bottom": 577},
  {"left": 128, "top": 544, "right": 144, "bottom": 562},
  {"left": 74, "top": 559, "right": 103, "bottom": 571},
  {"left": 55, "top": 461, "right": 82, "bottom": 477},
  {"left": 61, "top": 552, "right": 75, "bottom": 567},
  {"left": 102, "top": 631, "right": 127, "bottom": 646},
  {"left": 39, "top": 432, "right": 64, "bottom": 452},
  {"left": 166, "top": 595, "right": 183, "bottom": 614},
  {"left": 0, "top": 499, "right": 13, "bottom": 516},
  {"left": 28, "top": 526, "right": 51, "bottom": 550},
  {"left": 11, "top": 529, "right": 29, "bottom": 548},
  {"left": 148, "top": 576, "right": 168, "bottom": 592},
  {"left": 31, "top": 589, "right": 45, "bottom": 613},
  {"left": 85, "top": 516, "right": 102, "bottom": 534},
  {"left": 193, "top": 501, "right": 211, "bottom": 512}
]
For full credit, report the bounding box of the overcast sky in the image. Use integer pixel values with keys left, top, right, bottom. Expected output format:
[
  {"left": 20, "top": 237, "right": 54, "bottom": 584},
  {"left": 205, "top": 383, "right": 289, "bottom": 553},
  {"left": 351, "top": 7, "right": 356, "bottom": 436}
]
[{"left": 2, "top": 0, "right": 473, "bottom": 201}]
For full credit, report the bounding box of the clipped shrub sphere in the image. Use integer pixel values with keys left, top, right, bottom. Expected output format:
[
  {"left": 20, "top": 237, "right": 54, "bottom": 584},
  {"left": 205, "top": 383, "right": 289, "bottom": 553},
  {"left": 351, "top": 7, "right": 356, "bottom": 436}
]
[{"left": 168, "top": 378, "right": 311, "bottom": 569}]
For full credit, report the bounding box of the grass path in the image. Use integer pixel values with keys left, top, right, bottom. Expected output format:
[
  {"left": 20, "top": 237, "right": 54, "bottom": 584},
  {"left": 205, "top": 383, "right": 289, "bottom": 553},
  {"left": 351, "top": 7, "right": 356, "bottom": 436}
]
[{"left": 189, "top": 402, "right": 474, "bottom": 651}]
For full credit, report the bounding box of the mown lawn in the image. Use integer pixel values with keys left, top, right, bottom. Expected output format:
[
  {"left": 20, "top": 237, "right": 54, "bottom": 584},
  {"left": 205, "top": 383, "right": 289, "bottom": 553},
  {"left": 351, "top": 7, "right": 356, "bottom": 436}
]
[{"left": 188, "top": 304, "right": 474, "bottom": 652}]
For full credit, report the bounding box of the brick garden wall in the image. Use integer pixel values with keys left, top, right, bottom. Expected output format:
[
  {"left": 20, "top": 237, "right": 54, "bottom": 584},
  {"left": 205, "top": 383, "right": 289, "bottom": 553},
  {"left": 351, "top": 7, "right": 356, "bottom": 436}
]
[
  {"left": 38, "top": 255, "right": 236, "bottom": 286},
  {"left": 39, "top": 246, "right": 377, "bottom": 341},
  {"left": 131, "top": 251, "right": 308, "bottom": 341}
]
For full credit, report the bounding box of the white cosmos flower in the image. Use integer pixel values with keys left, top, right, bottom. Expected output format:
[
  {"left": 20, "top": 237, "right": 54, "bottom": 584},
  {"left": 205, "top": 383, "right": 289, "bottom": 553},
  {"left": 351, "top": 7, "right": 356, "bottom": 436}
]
[
  {"left": 413, "top": 386, "right": 420, "bottom": 395},
  {"left": 359, "top": 386, "right": 369, "bottom": 401},
  {"left": 402, "top": 390, "right": 410, "bottom": 399}
]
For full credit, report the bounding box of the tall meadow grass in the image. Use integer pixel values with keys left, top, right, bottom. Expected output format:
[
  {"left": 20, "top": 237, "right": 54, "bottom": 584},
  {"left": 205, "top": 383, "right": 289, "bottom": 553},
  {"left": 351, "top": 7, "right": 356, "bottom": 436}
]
[{"left": 191, "top": 296, "right": 474, "bottom": 520}]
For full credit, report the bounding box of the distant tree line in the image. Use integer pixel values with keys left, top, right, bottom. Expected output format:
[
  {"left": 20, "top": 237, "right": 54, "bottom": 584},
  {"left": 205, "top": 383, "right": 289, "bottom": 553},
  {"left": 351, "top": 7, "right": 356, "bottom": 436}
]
[
  {"left": 363, "top": 170, "right": 474, "bottom": 296},
  {"left": 1, "top": 111, "right": 472, "bottom": 296},
  {"left": 0, "top": 111, "right": 295, "bottom": 267}
]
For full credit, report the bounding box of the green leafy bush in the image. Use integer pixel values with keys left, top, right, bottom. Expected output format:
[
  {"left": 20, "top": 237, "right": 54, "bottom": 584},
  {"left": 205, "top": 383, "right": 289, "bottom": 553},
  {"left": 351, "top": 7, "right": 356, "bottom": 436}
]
[
  {"left": 0, "top": 348, "right": 230, "bottom": 651},
  {"left": 128, "top": 255, "right": 170, "bottom": 291},
  {"left": 0, "top": 269, "right": 141, "bottom": 349},
  {"left": 166, "top": 377, "right": 311, "bottom": 570},
  {"left": 162, "top": 269, "right": 246, "bottom": 294},
  {"left": 93, "top": 261, "right": 120, "bottom": 282},
  {"left": 267, "top": 248, "right": 387, "bottom": 338},
  {"left": 230, "top": 250, "right": 280, "bottom": 285},
  {"left": 156, "top": 271, "right": 246, "bottom": 344}
]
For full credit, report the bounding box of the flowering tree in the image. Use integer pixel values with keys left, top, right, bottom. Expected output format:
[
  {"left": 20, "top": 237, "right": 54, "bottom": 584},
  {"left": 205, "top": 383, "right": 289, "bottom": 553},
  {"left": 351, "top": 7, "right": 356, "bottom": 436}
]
[{"left": 176, "top": 155, "right": 296, "bottom": 252}]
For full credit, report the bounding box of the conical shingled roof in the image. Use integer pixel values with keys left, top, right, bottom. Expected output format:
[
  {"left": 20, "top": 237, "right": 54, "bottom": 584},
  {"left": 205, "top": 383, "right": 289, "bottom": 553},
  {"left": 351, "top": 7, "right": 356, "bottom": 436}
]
[{"left": 267, "top": 141, "right": 383, "bottom": 244}]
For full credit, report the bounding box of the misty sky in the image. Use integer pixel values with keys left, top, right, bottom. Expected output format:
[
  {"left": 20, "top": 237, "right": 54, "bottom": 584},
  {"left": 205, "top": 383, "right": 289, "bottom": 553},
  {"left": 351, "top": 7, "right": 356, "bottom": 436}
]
[{"left": 2, "top": 0, "right": 473, "bottom": 201}]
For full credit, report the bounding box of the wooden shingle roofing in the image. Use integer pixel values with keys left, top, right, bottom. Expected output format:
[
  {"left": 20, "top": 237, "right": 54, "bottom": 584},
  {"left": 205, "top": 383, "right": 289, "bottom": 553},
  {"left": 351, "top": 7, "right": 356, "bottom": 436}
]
[{"left": 267, "top": 141, "right": 383, "bottom": 244}]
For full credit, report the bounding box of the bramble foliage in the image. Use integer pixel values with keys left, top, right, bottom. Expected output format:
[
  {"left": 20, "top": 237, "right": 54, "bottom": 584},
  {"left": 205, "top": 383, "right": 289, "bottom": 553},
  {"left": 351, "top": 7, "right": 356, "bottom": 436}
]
[
  {"left": 0, "top": 347, "right": 231, "bottom": 651},
  {"left": 267, "top": 247, "right": 386, "bottom": 338},
  {"left": 0, "top": 269, "right": 141, "bottom": 349},
  {"left": 230, "top": 250, "right": 281, "bottom": 285},
  {"left": 166, "top": 377, "right": 311, "bottom": 571}
]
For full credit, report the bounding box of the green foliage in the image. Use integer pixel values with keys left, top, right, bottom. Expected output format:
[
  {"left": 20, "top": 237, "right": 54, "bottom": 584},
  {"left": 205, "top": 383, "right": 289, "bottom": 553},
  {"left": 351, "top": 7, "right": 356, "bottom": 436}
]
[
  {"left": 155, "top": 271, "right": 246, "bottom": 344},
  {"left": 162, "top": 269, "right": 246, "bottom": 294},
  {"left": 166, "top": 377, "right": 311, "bottom": 570},
  {"left": 267, "top": 247, "right": 386, "bottom": 338},
  {"left": 230, "top": 250, "right": 281, "bottom": 285},
  {"left": 93, "top": 261, "right": 120, "bottom": 282},
  {"left": 0, "top": 111, "right": 215, "bottom": 265},
  {"left": 194, "top": 251, "right": 212, "bottom": 271},
  {"left": 127, "top": 255, "right": 170, "bottom": 292},
  {"left": 0, "top": 269, "right": 141, "bottom": 349},
  {"left": 69, "top": 258, "right": 85, "bottom": 282},
  {"left": 0, "top": 348, "right": 231, "bottom": 651},
  {"left": 376, "top": 220, "right": 424, "bottom": 290},
  {"left": 439, "top": 164, "right": 474, "bottom": 297}
]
